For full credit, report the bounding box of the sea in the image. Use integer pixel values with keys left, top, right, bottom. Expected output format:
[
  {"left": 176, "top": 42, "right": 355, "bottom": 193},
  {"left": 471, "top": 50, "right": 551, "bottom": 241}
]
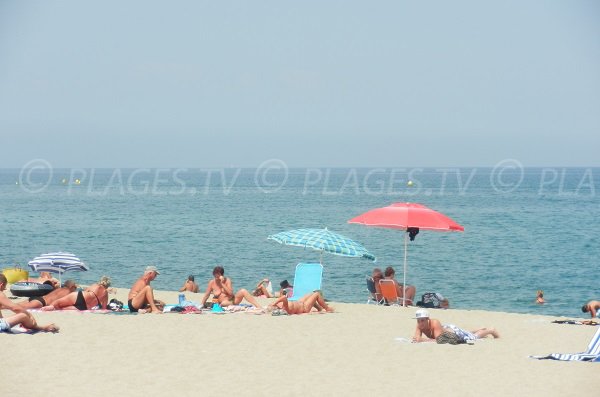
[{"left": 1, "top": 163, "right": 598, "bottom": 318}]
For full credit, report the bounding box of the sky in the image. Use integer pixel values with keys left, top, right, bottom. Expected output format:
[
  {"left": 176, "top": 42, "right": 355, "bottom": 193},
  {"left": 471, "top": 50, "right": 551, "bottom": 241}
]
[{"left": 0, "top": 0, "right": 598, "bottom": 168}]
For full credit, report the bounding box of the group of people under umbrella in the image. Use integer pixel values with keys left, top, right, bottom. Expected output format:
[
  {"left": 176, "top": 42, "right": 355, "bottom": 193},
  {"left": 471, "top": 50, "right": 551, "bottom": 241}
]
[{"left": 1, "top": 202, "right": 465, "bottom": 333}]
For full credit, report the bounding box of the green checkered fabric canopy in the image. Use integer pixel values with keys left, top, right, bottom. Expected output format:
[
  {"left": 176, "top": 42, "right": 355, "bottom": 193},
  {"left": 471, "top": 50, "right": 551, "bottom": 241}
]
[{"left": 267, "top": 228, "right": 376, "bottom": 261}]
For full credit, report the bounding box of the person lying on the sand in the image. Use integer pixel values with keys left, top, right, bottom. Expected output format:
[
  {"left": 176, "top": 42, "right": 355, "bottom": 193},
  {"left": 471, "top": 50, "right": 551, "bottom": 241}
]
[
  {"left": 27, "top": 271, "right": 60, "bottom": 289},
  {"left": 42, "top": 276, "right": 112, "bottom": 311},
  {"left": 411, "top": 309, "right": 499, "bottom": 343},
  {"left": 18, "top": 279, "right": 78, "bottom": 309},
  {"left": 268, "top": 291, "right": 334, "bottom": 315},
  {"left": 252, "top": 278, "right": 273, "bottom": 298},
  {"left": 200, "top": 266, "right": 262, "bottom": 309},
  {"left": 581, "top": 300, "right": 600, "bottom": 318},
  {"left": 0, "top": 274, "right": 59, "bottom": 333},
  {"left": 128, "top": 266, "right": 163, "bottom": 313},
  {"left": 179, "top": 275, "right": 199, "bottom": 293}
]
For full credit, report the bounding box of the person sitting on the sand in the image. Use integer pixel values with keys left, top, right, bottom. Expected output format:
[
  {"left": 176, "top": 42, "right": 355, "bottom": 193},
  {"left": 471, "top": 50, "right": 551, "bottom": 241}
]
[
  {"left": 411, "top": 309, "right": 499, "bottom": 344},
  {"left": 179, "top": 275, "right": 199, "bottom": 293},
  {"left": 252, "top": 278, "right": 273, "bottom": 298},
  {"left": 535, "top": 290, "right": 545, "bottom": 304},
  {"left": 384, "top": 266, "right": 416, "bottom": 305},
  {"left": 581, "top": 300, "right": 600, "bottom": 318},
  {"left": 128, "top": 266, "right": 163, "bottom": 313},
  {"left": 200, "top": 266, "right": 262, "bottom": 309},
  {"left": 43, "top": 276, "right": 112, "bottom": 311},
  {"left": 18, "top": 279, "right": 78, "bottom": 309},
  {"left": 0, "top": 274, "right": 59, "bottom": 333},
  {"left": 268, "top": 291, "right": 334, "bottom": 315}
]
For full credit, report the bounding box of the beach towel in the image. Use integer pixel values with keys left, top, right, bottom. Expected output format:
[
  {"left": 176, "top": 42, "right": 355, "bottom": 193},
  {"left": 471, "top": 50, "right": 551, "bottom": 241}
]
[
  {"left": 551, "top": 320, "right": 599, "bottom": 326},
  {"left": 531, "top": 327, "right": 600, "bottom": 362}
]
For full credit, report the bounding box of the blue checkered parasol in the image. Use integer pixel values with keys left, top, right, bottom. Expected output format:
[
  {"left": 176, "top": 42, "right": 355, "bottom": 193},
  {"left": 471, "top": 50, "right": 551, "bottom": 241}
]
[{"left": 267, "top": 228, "right": 376, "bottom": 263}]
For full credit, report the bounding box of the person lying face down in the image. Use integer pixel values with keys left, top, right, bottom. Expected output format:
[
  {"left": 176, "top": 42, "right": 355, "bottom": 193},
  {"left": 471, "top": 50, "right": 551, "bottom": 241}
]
[
  {"left": 411, "top": 309, "right": 499, "bottom": 344},
  {"left": 18, "top": 280, "right": 78, "bottom": 309}
]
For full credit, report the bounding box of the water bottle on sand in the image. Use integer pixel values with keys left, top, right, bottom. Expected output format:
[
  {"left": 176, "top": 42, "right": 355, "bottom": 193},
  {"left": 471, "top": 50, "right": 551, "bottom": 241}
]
[{"left": 179, "top": 293, "right": 185, "bottom": 306}]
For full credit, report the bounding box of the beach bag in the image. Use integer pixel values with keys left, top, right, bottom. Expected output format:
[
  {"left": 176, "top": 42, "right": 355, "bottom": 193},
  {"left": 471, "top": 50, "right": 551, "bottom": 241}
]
[
  {"left": 108, "top": 298, "right": 124, "bottom": 311},
  {"left": 417, "top": 292, "right": 443, "bottom": 308}
]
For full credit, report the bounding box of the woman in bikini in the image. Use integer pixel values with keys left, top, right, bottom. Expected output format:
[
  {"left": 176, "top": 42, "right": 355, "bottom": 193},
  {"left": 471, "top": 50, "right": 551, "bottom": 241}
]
[
  {"left": 200, "top": 266, "right": 262, "bottom": 309},
  {"left": 268, "top": 291, "right": 334, "bottom": 315},
  {"left": 42, "top": 276, "right": 111, "bottom": 311}
]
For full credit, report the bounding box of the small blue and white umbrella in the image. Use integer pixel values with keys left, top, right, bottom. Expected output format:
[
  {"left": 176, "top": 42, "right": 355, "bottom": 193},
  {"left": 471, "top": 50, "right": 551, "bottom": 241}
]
[
  {"left": 28, "top": 252, "right": 89, "bottom": 284},
  {"left": 267, "top": 228, "right": 376, "bottom": 263}
]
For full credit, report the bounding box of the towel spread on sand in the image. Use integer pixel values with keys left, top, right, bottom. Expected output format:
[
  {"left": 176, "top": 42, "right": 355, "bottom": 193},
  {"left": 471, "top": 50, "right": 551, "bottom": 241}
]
[{"left": 531, "top": 327, "right": 600, "bottom": 362}]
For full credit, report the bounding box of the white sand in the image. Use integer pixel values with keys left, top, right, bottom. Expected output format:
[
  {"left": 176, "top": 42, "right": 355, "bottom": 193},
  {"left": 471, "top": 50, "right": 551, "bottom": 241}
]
[{"left": 2, "top": 288, "right": 598, "bottom": 396}]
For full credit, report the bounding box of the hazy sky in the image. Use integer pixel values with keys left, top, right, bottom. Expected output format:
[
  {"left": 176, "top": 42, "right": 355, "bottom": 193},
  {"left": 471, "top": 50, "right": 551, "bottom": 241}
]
[{"left": 1, "top": 1, "right": 598, "bottom": 168}]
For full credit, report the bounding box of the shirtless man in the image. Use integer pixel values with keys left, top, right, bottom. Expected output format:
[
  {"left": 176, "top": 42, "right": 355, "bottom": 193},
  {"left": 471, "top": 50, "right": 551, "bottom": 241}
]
[
  {"left": 269, "top": 291, "right": 334, "bottom": 315},
  {"left": 411, "top": 309, "right": 499, "bottom": 343},
  {"left": 18, "top": 279, "right": 78, "bottom": 309},
  {"left": 128, "top": 266, "right": 162, "bottom": 313},
  {"left": 179, "top": 275, "right": 199, "bottom": 293},
  {"left": 43, "top": 276, "right": 111, "bottom": 311},
  {"left": 581, "top": 300, "right": 600, "bottom": 318},
  {"left": 200, "top": 266, "right": 262, "bottom": 309},
  {"left": 0, "top": 274, "right": 59, "bottom": 333}
]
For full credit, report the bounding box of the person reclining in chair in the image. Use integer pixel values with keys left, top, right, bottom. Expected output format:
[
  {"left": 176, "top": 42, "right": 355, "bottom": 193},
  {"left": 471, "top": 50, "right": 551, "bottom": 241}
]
[
  {"left": 268, "top": 291, "right": 334, "bottom": 314},
  {"left": 384, "top": 266, "right": 416, "bottom": 305}
]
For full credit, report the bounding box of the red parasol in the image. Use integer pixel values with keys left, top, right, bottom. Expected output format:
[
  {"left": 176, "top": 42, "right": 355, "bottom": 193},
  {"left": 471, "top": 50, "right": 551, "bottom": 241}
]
[{"left": 348, "top": 202, "right": 464, "bottom": 306}]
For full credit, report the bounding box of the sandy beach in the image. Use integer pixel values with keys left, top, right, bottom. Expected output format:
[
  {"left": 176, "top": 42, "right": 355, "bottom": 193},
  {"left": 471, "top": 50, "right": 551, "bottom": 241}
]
[{"left": 2, "top": 287, "right": 598, "bottom": 396}]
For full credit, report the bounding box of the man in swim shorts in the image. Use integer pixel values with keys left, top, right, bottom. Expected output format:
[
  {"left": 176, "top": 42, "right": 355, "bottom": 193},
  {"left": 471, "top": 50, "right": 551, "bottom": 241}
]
[
  {"left": 18, "top": 280, "right": 78, "bottom": 309},
  {"left": 128, "top": 266, "right": 163, "bottom": 313},
  {"left": 411, "top": 309, "right": 499, "bottom": 343},
  {"left": 0, "top": 274, "right": 59, "bottom": 333}
]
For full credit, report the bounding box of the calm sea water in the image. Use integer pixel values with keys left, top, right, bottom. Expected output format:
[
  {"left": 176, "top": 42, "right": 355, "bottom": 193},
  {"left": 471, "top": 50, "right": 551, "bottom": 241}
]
[{"left": 1, "top": 165, "right": 598, "bottom": 318}]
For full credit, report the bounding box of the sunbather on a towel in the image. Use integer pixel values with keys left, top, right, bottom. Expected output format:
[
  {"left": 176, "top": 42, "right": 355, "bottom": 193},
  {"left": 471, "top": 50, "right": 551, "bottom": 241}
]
[
  {"left": 18, "top": 280, "right": 78, "bottom": 309},
  {"left": 582, "top": 300, "right": 600, "bottom": 318},
  {"left": 411, "top": 309, "right": 499, "bottom": 343},
  {"left": 200, "top": 266, "right": 262, "bottom": 309},
  {"left": 0, "top": 274, "right": 59, "bottom": 333},
  {"left": 268, "top": 291, "right": 334, "bottom": 315},
  {"left": 128, "top": 266, "right": 163, "bottom": 313},
  {"left": 43, "top": 276, "right": 112, "bottom": 311}
]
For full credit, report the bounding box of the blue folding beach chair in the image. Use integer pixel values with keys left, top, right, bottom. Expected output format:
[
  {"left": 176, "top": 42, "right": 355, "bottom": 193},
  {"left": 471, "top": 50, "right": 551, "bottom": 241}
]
[
  {"left": 288, "top": 263, "right": 323, "bottom": 301},
  {"left": 531, "top": 327, "right": 600, "bottom": 362}
]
